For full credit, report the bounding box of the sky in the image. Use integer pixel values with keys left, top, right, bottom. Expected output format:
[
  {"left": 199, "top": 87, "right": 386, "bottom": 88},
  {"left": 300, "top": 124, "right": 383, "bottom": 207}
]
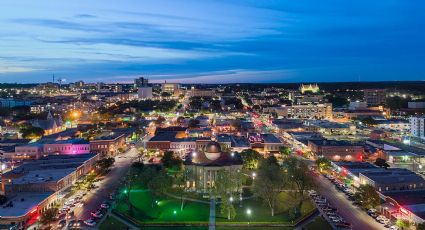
[{"left": 0, "top": 0, "right": 424, "bottom": 83}]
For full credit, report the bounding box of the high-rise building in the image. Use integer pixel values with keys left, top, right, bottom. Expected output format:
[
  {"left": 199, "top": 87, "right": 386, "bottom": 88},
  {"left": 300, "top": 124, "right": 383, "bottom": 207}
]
[
  {"left": 410, "top": 116, "right": 425, "bottom": 140},
  {"left": 134, "top": 77, "right": 149, "bottom": 88},
  {"left": 364, "top": 89, "right": 386, "bottom": 106}
]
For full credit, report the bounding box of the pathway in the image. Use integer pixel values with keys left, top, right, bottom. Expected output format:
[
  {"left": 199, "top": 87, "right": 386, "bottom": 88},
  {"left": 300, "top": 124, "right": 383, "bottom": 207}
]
[{"left": 209, "top": 199, "right": 216, "bottom": 230}]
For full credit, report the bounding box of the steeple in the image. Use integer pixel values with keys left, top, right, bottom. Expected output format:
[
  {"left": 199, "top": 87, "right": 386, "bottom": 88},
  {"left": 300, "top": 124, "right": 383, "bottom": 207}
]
[{"left": 47, "top": 110, "right": 53, "bottom": 120}]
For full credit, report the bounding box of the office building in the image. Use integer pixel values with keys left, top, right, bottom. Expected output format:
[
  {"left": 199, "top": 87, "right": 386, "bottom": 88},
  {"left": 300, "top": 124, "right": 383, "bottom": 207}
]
[{"left": 364, "top": 89, "right": 386, "bottom": 106}]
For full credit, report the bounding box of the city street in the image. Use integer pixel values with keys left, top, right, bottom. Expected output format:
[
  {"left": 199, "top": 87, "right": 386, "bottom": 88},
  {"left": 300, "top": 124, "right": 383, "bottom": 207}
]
[
  {"left": 60, "top": 146, "right": 139, "bottom": 229},
  {"left": 314, "top": 174, "right": 384, "bottom": 230}
]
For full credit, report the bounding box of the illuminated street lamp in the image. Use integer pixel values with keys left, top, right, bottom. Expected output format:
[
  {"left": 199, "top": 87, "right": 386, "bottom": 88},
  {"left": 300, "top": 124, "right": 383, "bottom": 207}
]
[
  {"left": 252, "top": 172, "right": 256, "bottom": 179},
  {"left": 246, "top": 208, "right": 252, "bottom": 225}
]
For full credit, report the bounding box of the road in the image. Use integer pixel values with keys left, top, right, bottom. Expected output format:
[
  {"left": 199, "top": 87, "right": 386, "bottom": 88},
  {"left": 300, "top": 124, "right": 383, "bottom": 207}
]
[
  {"left": 68, "top": 146, "right": 139, "bottom": 228},
  {"left": 314, "top": 174, "right": 384, "bottom": 230}
]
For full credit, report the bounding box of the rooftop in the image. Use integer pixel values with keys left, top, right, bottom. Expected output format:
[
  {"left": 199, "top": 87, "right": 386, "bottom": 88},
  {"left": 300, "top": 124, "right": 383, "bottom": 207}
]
[
  {"left": 0, "top": 192, "right": 53, "bottom": 218},
  {"left": 309, "top": 139, "right": 362, "bottom": 146}
]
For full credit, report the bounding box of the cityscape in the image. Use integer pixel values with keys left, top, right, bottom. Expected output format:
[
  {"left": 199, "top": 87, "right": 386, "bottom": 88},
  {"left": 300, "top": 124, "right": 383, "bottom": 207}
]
[{"left": 1, "top": 1, "right": 425, "bottom": 230}]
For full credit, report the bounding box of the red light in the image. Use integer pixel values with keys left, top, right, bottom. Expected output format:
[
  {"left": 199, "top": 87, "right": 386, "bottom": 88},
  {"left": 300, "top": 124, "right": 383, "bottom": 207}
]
[
  {"left": 30, "top": 208, "right": 37, "bottom": 214},
  {"left": 400, "top": 207, "right": 409, "bottom": 215}
]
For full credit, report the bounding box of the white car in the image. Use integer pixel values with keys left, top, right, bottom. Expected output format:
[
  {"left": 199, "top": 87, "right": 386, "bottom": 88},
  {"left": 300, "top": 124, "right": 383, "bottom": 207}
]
[{"left": 84, "top": 219, "right": 96, "bottom": 226}]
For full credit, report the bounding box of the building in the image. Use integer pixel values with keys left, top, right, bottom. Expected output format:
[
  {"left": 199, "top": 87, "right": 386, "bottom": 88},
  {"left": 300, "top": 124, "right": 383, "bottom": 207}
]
[
  {"left": 0, "top": 99, "right": 34, "bottom": 108},
  {"left": 375, "top": 119, "right": 410, "bottom": 132},
  {"left": 298, "top": 103, "right": 332, "bottom": 119},
  {"left": 248, "top": 133, "right": 283, "bottom": 154},
  {"left": 90, "top": 134, "right": 126, "bottom": 157},
  {"left": 308, "top": 139, "right": 364, "bottom": 161},
  {"left": 30, "top": 111, "right": 65, "bottom": 135},
  {"left": 359, "top": 168, "right": 425, "bottom": 192},
  {"left": 184, "top": 141, "right": 243, "bottom": 194},
  {"left": 138, "top": 87, "right": 153, "bottom": 99},
  {"left": 366, "top": 140, "right": 425, "bottom": 172},
  {"left": 364, "top": 89, "right": 386, "bottom": 106},
  {"left": 304, "top": 120, "right": 356, "bottom": 135},
  {"left": 187, "top": 88, "right": 218, "bottom": 97},
  {"left": 348, "top": 101, "right": 368, "bottom": 110},
  {"left": 408, "top": 102, "right": 425, "bottom": 109},
  {"left": 299, "top": 84, "right": 320, "bottom": 94},
  {"left": 161, "top": 82, "right": 180, "bottom": 95},
  {"left": 11, "top": 143, "right": 44, "bottom": 160},
  {"left": 43, "top": 139, "right": 90, "bottom": 155},
  {"left": 410, "top": 116, "right": 425, "bottom": 140},
  {"left": 134, "top": 77, "right": 149, "bottom": 88},
  {"left": 0, "top": 154, "right": 98, "bottom": 228}
]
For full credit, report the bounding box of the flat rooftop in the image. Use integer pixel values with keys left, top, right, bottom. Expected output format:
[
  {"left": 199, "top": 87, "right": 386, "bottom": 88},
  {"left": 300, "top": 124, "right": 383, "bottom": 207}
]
[
  {"left": 309, "top": 139, "right": 362, "bottom": 146},
  {"left": 0, "top": 192, "right": 53, "bottom": 218}
]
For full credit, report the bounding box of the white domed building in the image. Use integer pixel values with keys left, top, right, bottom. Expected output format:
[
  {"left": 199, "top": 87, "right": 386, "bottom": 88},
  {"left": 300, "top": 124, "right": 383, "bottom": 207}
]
[{"left": 184, "top": 141, "right": 243, "bottom": 194}]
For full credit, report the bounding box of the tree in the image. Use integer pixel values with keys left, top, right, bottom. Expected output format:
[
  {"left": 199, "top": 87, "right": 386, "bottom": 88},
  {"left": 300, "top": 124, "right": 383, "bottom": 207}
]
[
  {"left": 279, "top": 146, "right": 292, "bottom": 157},
  {"left": 253, "top": 156, "right": 285, "bottom": 216},
  {"left": 240, "top": 149, "right": 262, "bottom": 169},
  {"left": 20, "top": 125, "right": 45, "bottom": 139},
  {"left": 40, "top": 207, "right": 58, "bottom": 227},
  {"left": 354, "top": 184, "right": 380, "bottom": 209},
  {"left": 375, "top": 158, "right": 390, "bottom": 169},
  {"left": 396, "top": 219, "right": 410, "bottom": 229},
  {"left": 96, "top": 157, "right": 115, "bottom": 173},
  {"left": 137, "top": 147, "right": 145, "bottom": 163},
  {"left": 316, "top": 157, "right": 332, "bottom": 172},
  {"left": 220, "top": 196, "right": 236, "bottom": 220},
  {"left": 214, "top": 170, "right": 241, "bottom": 220},
  {"left": 147, "top": 168, "right": 172, "bottom": 201},
  {"left": 172, "top": 171, "right": 187, "bottom": 211},
  {"left": 283, "top": 157, "right": 315, "bottom": 214},
  {"left": 417, "top": 222, "right": 425, "bottom": 230},
  {"left": 161, "top": 151, "right": 182, "bottom": 171}
]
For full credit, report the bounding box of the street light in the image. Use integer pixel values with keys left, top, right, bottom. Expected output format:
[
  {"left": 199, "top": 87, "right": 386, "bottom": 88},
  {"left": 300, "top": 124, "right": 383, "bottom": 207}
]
[
  {"left": 252, "top": 172, "right": 256, "bottom": 179},
  {"left": 246, "top": 208, "right": 252, "bottom": 225},
  {"left": 230, "top": 196, "right": 234, "bottom": 202}
]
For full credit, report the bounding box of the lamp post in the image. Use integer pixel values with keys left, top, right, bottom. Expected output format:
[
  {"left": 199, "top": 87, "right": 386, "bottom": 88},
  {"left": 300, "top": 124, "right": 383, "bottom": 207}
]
[{"left": 246, "top": 208, "right": 252, "bottom": 226}]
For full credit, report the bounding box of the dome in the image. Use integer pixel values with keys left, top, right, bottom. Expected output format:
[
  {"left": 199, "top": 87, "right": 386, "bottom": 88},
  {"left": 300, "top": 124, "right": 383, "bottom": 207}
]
[
  {"left": 204, "top": 141, "right": 222, "bottom": 160},
  {"left": 205, "top": 141, "right": 221, "bottom": 153}
]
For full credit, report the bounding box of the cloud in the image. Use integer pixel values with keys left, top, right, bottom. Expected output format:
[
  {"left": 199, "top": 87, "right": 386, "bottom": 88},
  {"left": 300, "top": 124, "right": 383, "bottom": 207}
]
[{"left": 74, "top": 14, "right": 97, "bottom": 18}]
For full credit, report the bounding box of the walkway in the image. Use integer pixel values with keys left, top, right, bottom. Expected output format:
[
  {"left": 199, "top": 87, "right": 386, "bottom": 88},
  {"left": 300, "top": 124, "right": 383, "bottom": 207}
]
[{"left": 209, "top": 199, "right": 216, "bottom": 230}]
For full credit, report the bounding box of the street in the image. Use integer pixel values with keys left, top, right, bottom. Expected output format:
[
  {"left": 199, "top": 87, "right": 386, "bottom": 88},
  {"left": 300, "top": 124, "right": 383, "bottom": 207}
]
[
  {"left": 57, "top": 146, "right": 139, "bottom": 229},
  {"left": 314, "top": 174, "right": 384, "bottom": 230}
]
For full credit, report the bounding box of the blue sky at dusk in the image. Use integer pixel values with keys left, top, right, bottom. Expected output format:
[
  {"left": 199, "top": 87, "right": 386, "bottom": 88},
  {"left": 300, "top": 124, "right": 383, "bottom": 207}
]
[{"left": 0, "top": 0, "right": 424, "bottom": 83}]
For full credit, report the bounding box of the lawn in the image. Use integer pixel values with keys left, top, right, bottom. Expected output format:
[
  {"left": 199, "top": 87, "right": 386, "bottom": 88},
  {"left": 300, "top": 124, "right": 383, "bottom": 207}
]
[
  {"left": 115, "top": 189, "right": 210, "bottom": 224},
  {"left": 305, "top": 216, "right": 332, "bottom": 230},
  {"left": 99, "top": 215, "right": 128, "bottom": 230},
  {"left": 216, "top": 192, "right": 315, "bottom": 224}
]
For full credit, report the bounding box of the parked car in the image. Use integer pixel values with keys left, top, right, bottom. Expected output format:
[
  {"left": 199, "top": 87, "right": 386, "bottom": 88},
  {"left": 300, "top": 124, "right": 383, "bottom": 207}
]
[
  {"left": 84, "top": 219, "right": 97, "bottom": 226},
  {"left": 57, "top": 219, "right": 66, "bottom": 228}
]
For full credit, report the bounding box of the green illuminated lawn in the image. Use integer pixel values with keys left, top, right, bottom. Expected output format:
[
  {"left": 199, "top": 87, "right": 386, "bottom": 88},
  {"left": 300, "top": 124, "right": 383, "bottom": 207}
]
[
  {"left": 216, "top": 192, "right": 315, "bottom": 224},
  {"left": 115, "top": 189, "right": 210, "bottom": 223}
]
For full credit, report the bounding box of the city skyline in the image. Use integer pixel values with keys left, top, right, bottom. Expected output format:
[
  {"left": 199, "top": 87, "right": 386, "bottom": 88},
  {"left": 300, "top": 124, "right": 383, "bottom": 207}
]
[{"left": 1, "top": 0, "right": 425, "bottom": 83}]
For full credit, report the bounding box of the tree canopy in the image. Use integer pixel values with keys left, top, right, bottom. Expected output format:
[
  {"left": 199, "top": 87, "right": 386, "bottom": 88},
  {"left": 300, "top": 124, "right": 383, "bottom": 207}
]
[
  {"left": 253, "top": 156, "right": 286, "bottom": 216},
  {"left": 240, "top": 149, "right": 262, "bottom": 169}
]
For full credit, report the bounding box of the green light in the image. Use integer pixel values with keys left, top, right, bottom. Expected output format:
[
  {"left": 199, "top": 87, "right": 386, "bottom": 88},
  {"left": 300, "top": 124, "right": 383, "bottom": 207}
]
[
  {"left": 173, "top": 210, "right": 177, "bottom": 214},
  {"left": 123, "top": 189, "right": 128, "bottom": 194}
]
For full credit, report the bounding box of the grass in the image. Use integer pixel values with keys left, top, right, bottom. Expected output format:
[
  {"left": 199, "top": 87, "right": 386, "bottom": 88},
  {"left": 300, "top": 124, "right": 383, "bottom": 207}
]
[
  {"left": 115, "top": 189, "right": 210, "bottom": 223},
  {"left": 305, "top": 216, "right": 332, "bottom": 230},
  {"left": 216, "top": 192, "right": 315, "bottom": 224},
  {"left": 99, "top": 215, "right": 128, "bottom": 230}
]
